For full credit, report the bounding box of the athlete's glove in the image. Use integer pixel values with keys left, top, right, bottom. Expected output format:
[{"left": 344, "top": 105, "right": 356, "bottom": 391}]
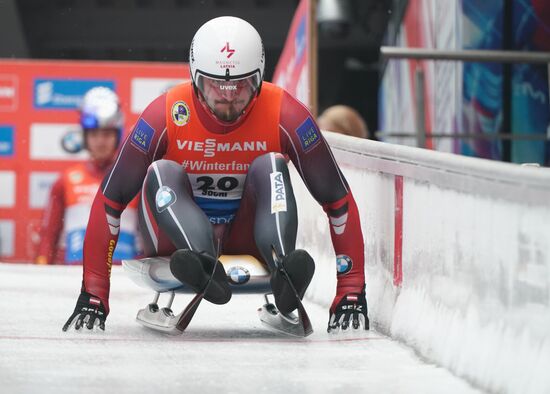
[
  {"left": 62, "top": 291, "right": 107, "bottom": 331},
  {"left": 327, "top": 289, "right": 369, "bottom": 333}
]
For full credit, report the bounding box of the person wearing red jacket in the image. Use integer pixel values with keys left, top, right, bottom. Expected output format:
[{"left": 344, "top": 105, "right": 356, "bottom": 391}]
[
  {"left": 36, "top": 87, "right": 139, "bottom": 265},
  {"left": 63, "top": 17, "right": 368, "bottom": 334}
]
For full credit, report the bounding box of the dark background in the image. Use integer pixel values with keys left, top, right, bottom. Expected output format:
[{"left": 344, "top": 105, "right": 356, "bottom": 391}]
[{"left": 0, "top": 0, "right": 397, "bottom": 133}]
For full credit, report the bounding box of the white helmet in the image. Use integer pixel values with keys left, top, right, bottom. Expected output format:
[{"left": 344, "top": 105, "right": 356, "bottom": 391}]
[
  {"left": 190, "top": 16, "right": 265, "bottom": 124},
  {"left": 80, "top": 86, "right": 123, "bottom": 136}
]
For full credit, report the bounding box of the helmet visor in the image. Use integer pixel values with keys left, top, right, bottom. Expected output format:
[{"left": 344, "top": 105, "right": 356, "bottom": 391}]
[{"left": 196, "top": 72, "right": 261, "bottom": 123}]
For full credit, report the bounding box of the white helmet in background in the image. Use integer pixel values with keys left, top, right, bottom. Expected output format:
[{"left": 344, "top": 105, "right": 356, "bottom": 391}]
[
  {"left": 80, "top": 86, "right": 124, "bottom": 146},
  {"left": 190, "top": 16, "right": 265, "bottom": 124}
]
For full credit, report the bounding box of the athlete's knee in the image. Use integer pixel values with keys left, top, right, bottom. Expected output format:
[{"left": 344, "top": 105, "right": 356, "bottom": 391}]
[
  {"left": 144, "top": 160, "right": 191, "bottom": 192},
  {"left": 248, "top": 152, "right": 288, "bottom": 179},
  {"left": 148, "top": 159, "right": 184, "bottom": 178}
]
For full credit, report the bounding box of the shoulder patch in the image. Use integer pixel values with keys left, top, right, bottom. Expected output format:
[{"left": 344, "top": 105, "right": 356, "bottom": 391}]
[
  {"left": 295, "top": 117, "right": 321, "bottom": 152},
  {"left": 171, "top": 101, "right": 190, "bottom": 127},
  {"left": 130, "top": 118, "right": 155, "bottom": 153}
]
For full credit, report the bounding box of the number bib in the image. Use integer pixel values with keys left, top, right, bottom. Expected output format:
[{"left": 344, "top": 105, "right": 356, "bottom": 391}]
[{"left": 163, "top": 82, "right": 283, "bottom": 224}]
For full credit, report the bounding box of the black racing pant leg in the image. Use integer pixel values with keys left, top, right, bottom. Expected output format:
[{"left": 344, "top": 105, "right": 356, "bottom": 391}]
[
  {"left": 138, "top": 159, "right": 216, "bottom": 258},
  {"left": 231, "top": 152, "right": 312, "bottom": 314},
  {"left": 243, "top": 152, "right": 298, "bottom": 271}
]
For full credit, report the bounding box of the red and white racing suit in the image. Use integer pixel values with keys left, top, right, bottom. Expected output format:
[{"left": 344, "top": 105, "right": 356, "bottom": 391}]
[{"left": 82, "top": 81, "right": 365, "bottom": 313}]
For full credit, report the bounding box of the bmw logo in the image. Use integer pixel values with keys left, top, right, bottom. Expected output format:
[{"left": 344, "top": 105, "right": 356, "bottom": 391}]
[
  {"left": 61, "top": 130, "right": 83, "bottom": 154},
  {"left": 336, "top": 255, "right": 353, "bottom": 275},
  {"left": 155, "top": 186, "right": 176, "bottom": 213},
  {"left": 227, "top": 266, "right": 250, "bottom": 285}
]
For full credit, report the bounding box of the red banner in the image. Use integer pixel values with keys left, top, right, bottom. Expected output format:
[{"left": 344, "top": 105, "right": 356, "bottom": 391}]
[
  {"left": 272, "top": 0, "right": 311, "bottom": 109},
  {"left": 0, "top": 59, "right": 189, "bottom": 262}
]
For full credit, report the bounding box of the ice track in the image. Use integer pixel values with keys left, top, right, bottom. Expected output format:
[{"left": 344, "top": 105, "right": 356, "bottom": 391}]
[{"left": 0, "top": 264, "right": 481, "bottom": 393}]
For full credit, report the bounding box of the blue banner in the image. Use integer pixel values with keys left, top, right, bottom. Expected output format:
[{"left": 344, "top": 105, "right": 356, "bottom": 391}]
[
  {"left": 460, "top": 0, "right": 504, "bottom": 160},
  {"left": 0, "top": 125, "right": 14, "bottom": 157},
  {"left": 511, "top": 0, "right": 550, "bottom": 164},
  {"left": 33, "top": 79, "right": 115, "bottom": 109}
]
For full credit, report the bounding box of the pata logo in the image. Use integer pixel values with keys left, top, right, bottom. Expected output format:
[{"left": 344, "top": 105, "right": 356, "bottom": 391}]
[{"left": 270, "top": 171, "right": 287, "bottom": 214}]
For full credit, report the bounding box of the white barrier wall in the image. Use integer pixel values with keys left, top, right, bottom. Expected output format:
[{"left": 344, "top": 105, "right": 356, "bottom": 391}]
[{"left": 295, "top": 132, "right": 550, "bottom": 394}]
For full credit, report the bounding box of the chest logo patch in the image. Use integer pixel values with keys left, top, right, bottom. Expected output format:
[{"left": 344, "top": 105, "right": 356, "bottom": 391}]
[
  {"left": 171, "top": 101, "right": 190, "bottom": 127},
  {"left": 68, "top": 170, "right": 84, "bottom": 184}
]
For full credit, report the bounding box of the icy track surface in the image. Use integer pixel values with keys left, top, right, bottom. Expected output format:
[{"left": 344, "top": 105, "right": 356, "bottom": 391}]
[{"left": 0, "top": 264, "right": 481, "bottom": 394}]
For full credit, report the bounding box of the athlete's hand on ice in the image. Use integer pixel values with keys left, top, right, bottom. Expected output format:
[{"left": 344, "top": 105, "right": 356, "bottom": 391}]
[
  {"left": 62, "top": 291, "right": 107, "bottom": 331},
  {"left": 327, "top": 290, "right": 369, "bottom": 333}
]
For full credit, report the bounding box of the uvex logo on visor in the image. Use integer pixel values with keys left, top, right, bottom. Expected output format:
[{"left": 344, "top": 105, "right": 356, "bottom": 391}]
[{"left": 220, "top": 42, "right": 235, "bottom": 58}]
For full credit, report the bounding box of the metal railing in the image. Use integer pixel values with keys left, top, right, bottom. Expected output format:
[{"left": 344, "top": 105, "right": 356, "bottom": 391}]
[
  {"left": 381, "top": 47, "right": 550, "bottom": 64},
  {"left": 375, "top": 132, "right": 549, "bottom": 141},
  {"left": 378, "top": 46, "right": 550, "bottom": 149}
]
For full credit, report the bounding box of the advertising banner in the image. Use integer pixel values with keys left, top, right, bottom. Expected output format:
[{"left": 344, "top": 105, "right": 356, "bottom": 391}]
[
  {"left": 380, "top": 0, "right": 549, "bottom": 163},
  {"left": 379, "top": 0, "right": 461, "bottom": 152},
  {"left": 511, "top": 0, "right": 550, "bottom": 164},
  {"left": 0, "top": 59, "right": 189, "bottom": 262},
  {"left": 460, "top": 0, "right": 504, "bottom": 160},
  {"left": 272, "top": 0, "right": 311, "bottom": 109}
]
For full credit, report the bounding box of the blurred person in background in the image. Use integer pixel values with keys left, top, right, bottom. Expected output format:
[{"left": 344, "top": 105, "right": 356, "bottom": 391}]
[
  {"left": 317, "top": 105, "right": 369, "bottom": 139},
  {"left": 35, "top": 87, "right": 140, "bottom": 265}
]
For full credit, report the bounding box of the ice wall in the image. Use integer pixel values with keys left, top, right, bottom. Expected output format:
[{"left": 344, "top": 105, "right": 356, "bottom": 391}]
[{"left": 295, "top": 132, "right": 550, "bottom": 394}]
